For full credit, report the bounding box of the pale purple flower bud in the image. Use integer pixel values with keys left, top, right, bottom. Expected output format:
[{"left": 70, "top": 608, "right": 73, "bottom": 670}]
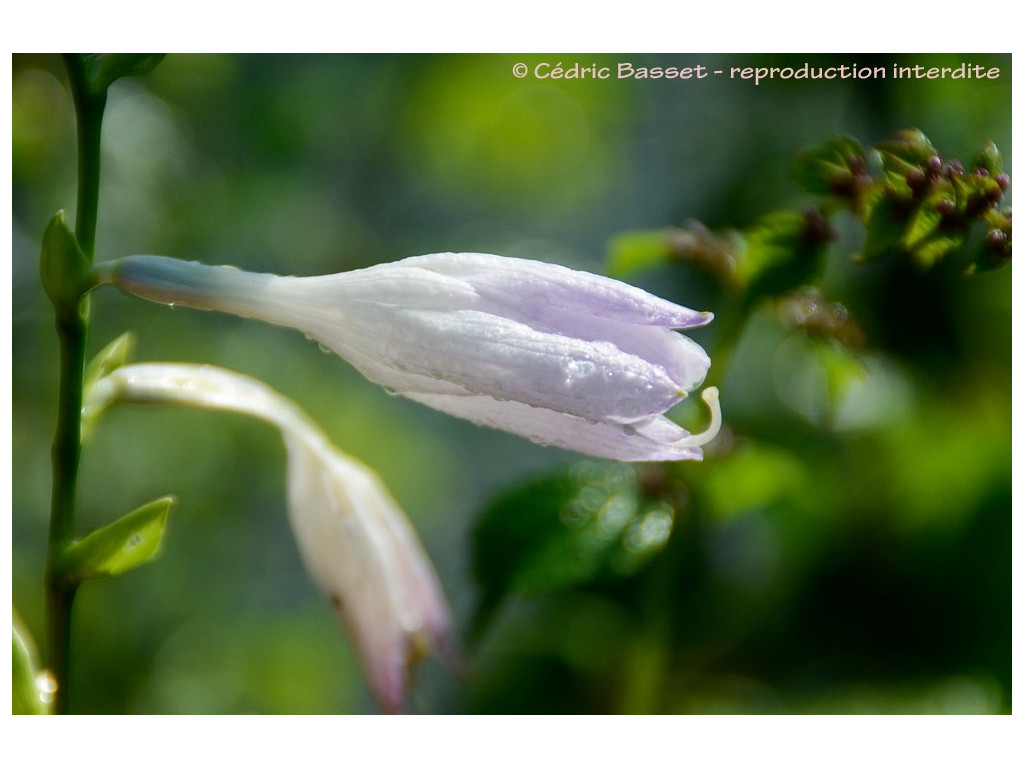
[
  {"left": 90, "top": 363, "right": 452, "bottom": 712},
  {"left": 110, "top": 253, "right": 721, "bottom": 461}
]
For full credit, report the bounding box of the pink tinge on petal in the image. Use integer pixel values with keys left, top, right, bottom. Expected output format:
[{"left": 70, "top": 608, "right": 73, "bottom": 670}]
[{"left": 283, "top": 435, "right": 453, "bottom": 713}]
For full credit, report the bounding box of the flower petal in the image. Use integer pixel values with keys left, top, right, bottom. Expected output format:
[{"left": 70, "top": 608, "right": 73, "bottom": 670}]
[
  {"left": 401, "top": 253, "right": 713, "bottom": 328},
  {"left": 304, "top": 305, "right": 690, "bottom": 422},
  {"left": 404, "top": 391, "right": 706, "bottom": 462},
  {"left": 283, "top": 434, "right": 450, "bottom": 713}
]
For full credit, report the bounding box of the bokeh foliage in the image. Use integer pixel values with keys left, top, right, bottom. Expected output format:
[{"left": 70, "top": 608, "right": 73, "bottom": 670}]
[{"left": 12, "top": 53, "right": 1010, "bottom": 713}]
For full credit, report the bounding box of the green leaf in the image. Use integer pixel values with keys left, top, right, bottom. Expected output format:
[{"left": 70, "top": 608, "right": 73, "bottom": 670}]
[
  {"left": 40, "top": 211, "right": 92, "bottom": 318},
  {"left": 84, "top": 332, "right": 136, "bottom": 394},
  {"left": 82, "top": 53, "right": 165, "bottom": 94},
  {"left": 13, "top": 611, "right": 52, "bottom": 715},
  {"left": 900, "top": 190, "right": 946, "bottom": 252},
  {"left": 739, "top": 210, "right": 832, "bottom": 301},
  {"left": 873, "top": 129, "right": 936, "bottom": 187},
  {"left": 81, "top": 333, "right": 137, "bottom": 439},
  {"left": 471, "top": 462, "right": 676, "bottom": 636},
  {"left": 972, "top": 142, "right": 1002, "bottom": 176},
  {"left": 791, "top": 135, "right": 866, "bottom": 197},
  {"left": 970, "top": 213, "right": 1012, "bottom": 273},
  {"left": 58, "top": 496, "right": 174, "bottom": 584}
]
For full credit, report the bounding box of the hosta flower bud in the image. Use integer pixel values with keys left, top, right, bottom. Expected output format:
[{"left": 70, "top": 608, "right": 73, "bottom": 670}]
[
  {"left": 109, "top": 252, "right": 721, "bottom": 461},
  {"left": 90, "top": 363, "right": 452, "bottom": 712}
]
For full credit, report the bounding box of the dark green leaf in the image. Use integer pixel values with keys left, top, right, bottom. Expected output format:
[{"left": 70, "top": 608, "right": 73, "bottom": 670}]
[
  {"left": 901, "top": 192, "right": 945, "bottom": 252},
  {"left": 862, "top": 188, "right": 969, "bottom": 268},
  {"left": 739, "top": 210, "right": 831, "bottom": 301},
  {"left": 58, "top": 496, "right": 174, "bottom": 584},
  {"left": 970, "top": 213, "right": 1012, "bottom": 273},
  {"left": 950, "top": 172, "right": 1002, "bottom": 217},
  {"left": 472, "top": 462, "right": 676, "bottom": 635},
  {"left": 791, "top": 135, "right": 865, "bottom": 196},
  {"left": 873, "top": 129, "right": 936, "bottom": 187},
  {"left": 861, "top": 189, "right": 911, "bottom": 262},
  {"left": 912, "top": 230, "right": 969, "bottom": 269}
]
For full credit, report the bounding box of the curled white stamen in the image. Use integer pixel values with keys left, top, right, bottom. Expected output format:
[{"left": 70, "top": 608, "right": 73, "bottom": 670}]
[{"left": 672, "top": 387, "right": 721, "bottom": 449}]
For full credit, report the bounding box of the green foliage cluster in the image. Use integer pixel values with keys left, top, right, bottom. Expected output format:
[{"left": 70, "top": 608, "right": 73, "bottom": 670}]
[
  {"left": 472, "top": 127, "right": 1010, "bottom": 713},
  {"left": 12, "top": 53, "right": 1011, "bottom": 714},
  {"left": 611, "top": 131, "right": 1011, "bottom": 294}
]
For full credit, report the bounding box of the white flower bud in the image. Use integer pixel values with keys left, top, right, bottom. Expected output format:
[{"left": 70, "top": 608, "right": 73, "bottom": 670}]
[
  {"left": 111, "top": 252, "right": 721, "bottom": 460},
  {"left": 91, "top": 363, "right": 452, "bottom": 712}
]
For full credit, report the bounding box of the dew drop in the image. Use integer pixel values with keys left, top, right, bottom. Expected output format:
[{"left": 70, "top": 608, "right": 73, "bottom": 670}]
[
  {"left": 565, "top": 358, "right": 597, "bottom": 378},
  {"left": 399, "top": 611, "right": 423, "bottom": 633},
  {"left": 36, "top": 670, "right": 57, "bottom": 705}
]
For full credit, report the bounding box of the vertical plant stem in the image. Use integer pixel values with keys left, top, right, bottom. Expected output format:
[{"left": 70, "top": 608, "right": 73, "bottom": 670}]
[{"left": 44, "top": 54, "right": 106, "bottom": 715}]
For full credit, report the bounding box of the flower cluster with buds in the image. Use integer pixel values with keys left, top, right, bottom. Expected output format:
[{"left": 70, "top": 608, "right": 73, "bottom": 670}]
[{"left": 95, "top": 250, "right": 720, "bottom": 710}]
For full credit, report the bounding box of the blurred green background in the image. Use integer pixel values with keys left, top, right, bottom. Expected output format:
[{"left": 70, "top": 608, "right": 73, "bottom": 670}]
[{"left": 12, "top": 53, "right": 1011, "bottom": 714}]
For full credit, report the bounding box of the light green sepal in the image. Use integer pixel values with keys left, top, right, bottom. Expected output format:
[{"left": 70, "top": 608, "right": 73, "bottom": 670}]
[
  {"left": 40, "top": 211, "right": 91, "bottom": 319},
  {"left": 58, "top": 496, "right": 175, "bottom": 584}
]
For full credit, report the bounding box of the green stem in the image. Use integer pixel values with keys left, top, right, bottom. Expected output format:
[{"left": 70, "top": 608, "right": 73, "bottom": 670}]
[
  {"left": 64, "top": 55, "right": 106, "bottom": 257},
  {"left": 43, "top": 54, "right": 106, "bottom": 715}
]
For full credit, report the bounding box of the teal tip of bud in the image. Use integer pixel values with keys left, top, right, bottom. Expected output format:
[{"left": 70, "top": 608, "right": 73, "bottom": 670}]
[{"left": 108, "top": 255, "right": 257, "bottom": 311}]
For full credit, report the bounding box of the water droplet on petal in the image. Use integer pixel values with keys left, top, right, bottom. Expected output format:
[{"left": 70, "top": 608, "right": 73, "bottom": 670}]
[{"left": 565, "top": 357, "right": 597, "bottom": 378}]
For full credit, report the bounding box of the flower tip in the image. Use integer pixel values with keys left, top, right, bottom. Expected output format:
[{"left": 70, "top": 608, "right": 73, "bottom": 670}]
[{"left": 698, "top": 385, "right": 722, "bottom": 442}]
